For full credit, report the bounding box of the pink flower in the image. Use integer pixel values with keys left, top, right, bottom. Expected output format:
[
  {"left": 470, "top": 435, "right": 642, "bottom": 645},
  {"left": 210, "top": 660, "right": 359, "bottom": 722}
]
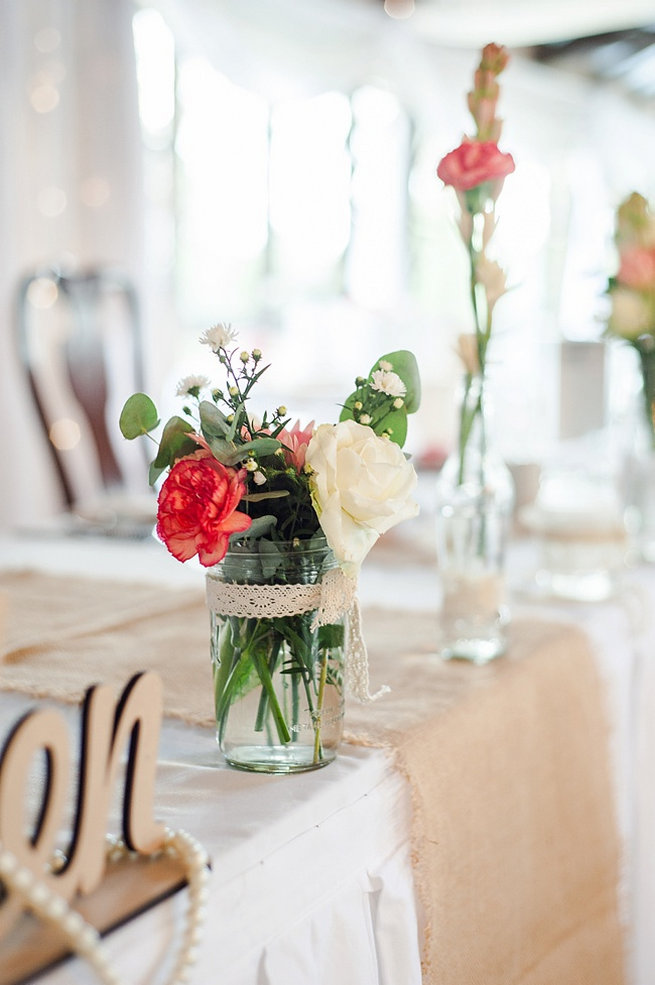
[
  {"left": 437, "top": 139, "right": 515, "bottom": 193},
  {"left": 617, "top": 246, "right": 655, "bottom": 291},
  {"left": 277, "top": 420, "right": 315, "bottom": 471},
  {"left": 156, "top": 450, "right": 251, "bottom": 566}
]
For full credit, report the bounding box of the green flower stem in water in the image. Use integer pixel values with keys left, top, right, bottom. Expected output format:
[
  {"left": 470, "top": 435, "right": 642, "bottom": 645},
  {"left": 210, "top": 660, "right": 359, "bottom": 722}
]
[
  {"left": 638, "top": 346, "right": 655, "bottom": 451},
  {"left": 312, "top": 649, "right": 330, "bottom": 763},
  {"left": 250, "top": 639, "right": 291, "bottom": 745},
  {"left": 254, "top": 634, "right": 282, "bottom": 733},
  {"left": 213, "top": 611, "right": 339, "bottom": 761},
  {"left": 208, "top": 540, "right": 346, "bottom": 771},
  {"left": 457, "top": 372, "right": 485, "bottom": 486}
]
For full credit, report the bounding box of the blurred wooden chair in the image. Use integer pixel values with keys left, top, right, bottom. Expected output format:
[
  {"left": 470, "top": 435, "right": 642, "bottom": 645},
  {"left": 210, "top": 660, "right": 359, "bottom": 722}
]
[{"left": 15, "top": 264, "right": 156, "bottom": 535}]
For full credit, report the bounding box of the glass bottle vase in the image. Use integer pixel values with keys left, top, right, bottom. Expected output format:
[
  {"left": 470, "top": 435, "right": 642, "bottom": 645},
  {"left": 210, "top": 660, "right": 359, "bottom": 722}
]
[
  {"left": 205, "top": 537, "right": 346, "bottom": 773},
  {"left": 435, "top": 375, "right": 515, "bottom": 663},
  {"left": 624, "top": 345, "right": 655, "bottom": 562}
]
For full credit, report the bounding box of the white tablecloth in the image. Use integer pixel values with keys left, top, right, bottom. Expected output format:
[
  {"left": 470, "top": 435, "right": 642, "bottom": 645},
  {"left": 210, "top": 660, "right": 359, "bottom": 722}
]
[
  {"left": 1, "top": 530, "right": 653, "bottom": 984},
  {"left": 0, "top": 691, "right": 420, "bottom": 985},
  {"left": 0, "top": 535, "right": 423, "bottom": 985}
]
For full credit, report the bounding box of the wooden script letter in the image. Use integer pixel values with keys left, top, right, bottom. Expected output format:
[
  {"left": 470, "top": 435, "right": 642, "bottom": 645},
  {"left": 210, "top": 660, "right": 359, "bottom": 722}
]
[{"left": 0, "top": 671, "right": 166, "bottom": 938}]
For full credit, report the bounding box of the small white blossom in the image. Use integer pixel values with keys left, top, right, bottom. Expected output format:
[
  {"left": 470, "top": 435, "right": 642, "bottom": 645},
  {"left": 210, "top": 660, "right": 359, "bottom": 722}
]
[
  {"left": 245, "top": 459, "right": 258, "bottom": 472},
  {"left": 175, "top": 374, "right": 210, "bottom": 396},
  {"left": 359, "top": 413, "right": 372, "bottom": 425},
  {"left": 370, "top": 370, "right": 406, "bottom": 398},
  {"left": 199, "top": 322, "right": 238, "bottom": 353},
  {"left": 378, "top": 360, "right": 393, "bottom": 372},
  {"left": 253, "top": 471, "right": 267, "bottom": 485},
  {"left": 393, "top": 397, "right": 404, "bottom": 409}
]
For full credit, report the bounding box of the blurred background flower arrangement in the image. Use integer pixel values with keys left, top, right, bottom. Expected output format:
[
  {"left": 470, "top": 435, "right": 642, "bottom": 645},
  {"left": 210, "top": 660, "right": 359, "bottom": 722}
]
[
  {"left": 436, "top": 43, "right": 515, "bottom": 484},
  {"left": 606, "top": 191, "right": 655, "bottom": 449},
  {"left": 432, "top": 43, "right": 516, "bottom": 663}
]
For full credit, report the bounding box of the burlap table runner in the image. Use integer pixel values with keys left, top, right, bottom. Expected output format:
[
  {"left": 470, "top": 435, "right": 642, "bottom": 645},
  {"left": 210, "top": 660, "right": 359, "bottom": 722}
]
[{"left": 0, "top": 569, "right": 625, "bottom": 985}]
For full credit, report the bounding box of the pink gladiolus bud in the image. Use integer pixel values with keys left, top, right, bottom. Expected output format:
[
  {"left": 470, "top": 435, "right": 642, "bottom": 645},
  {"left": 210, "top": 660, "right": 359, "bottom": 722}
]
[{"left": 480, "top": 43, "right": 510, "bottom": 75}]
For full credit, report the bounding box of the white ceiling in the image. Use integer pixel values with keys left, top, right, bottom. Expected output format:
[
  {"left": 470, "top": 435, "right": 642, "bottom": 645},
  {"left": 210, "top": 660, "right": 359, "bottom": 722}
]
[{"left": 404, "top": 0, "right": 655, "bottom": 47}]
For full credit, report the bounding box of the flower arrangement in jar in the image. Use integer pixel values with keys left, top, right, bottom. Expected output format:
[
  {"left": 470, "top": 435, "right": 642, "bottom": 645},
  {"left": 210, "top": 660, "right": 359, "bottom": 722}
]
[{"left": 120, "top": 324, "right": 420, "bottom": 770}]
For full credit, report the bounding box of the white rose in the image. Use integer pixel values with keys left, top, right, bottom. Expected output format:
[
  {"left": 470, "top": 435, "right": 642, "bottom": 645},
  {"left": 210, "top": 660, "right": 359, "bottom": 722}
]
[{"left": 305, "top": 420, "right": 419, "bottom": 573}]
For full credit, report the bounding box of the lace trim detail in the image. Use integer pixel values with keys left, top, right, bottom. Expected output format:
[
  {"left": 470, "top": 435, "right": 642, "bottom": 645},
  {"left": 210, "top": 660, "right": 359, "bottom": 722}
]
[
  {"left": 205, "top": 567, "right": 354, "bottom": 622},
  {"left": 205, "top": 569, "right": 386, "bottom": 704},
  {"left": 346, "top": 597, "right": 390, "bottom": 705}
]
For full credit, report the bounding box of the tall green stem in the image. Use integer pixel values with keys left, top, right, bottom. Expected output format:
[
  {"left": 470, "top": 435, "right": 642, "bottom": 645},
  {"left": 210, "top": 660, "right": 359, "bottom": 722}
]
[
  {"left": 638, "top": 345, "right": 655, "bottom": 451},
  {"left": 312, "top": 650, "right": 330, "bottom": 764},
  {"left": 251, "top": 644, "right": 291, "bottom": 745}
]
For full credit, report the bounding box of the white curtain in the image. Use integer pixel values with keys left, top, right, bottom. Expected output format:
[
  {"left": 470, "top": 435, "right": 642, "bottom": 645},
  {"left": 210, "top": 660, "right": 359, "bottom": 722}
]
[{"left": 0, "top": 0, "right": 143, "bottom": 528}]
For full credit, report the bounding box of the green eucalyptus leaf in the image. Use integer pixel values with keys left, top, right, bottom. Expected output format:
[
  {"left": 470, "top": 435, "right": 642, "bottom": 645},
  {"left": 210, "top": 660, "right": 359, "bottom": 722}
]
[
  {"left": 339, "top": 350, "right": 421, "bottom": 433},
  {"left": 148, "top": 416, "right": 197, "bottom": 485},
  {"left": 375, "top": 350, "right": 421, "bottom": 413},
  {"left": 219, "top": 436, "right": 282, "bottom": 467},
  {"left": 338, "top": 394, "right": 356, "bottom": 424},
  {"left": 242, "top": 436, "right": 281, "bottom": 458},
  {"left": 148, "top": 460, "right": 166, "bottom": 486},
  {"left": 226, "top": 405, "right": 248, "bottom": 442},
  {"left": 259, "top": 539, "right": 283, "bottom": 579},
  {"left": 229, "top": 515, "right": 278, "bottom": 543},
  {"left": 206, "top": 436, "right": 239, "bottom": 465},
  {"left": 119, "top": 393, "right": 159, "bottom": 439},
  {"left": 242, "top": 490, "right": 290, "bottom": 503},
  {"left": 375, "top": 407, "right": 408, "bottom": 447},
  {"left": 199, "top": 400, "right": 231, "bottom": 438}
]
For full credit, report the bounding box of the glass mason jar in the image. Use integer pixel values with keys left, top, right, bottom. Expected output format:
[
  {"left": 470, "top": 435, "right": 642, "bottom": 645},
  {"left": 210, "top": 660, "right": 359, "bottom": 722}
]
[
  {"left": 205, "top": 537, "right": 346, "bottom": 773},
  {"left": 435, "top": 375, "right": 515, "bottom": 663}
]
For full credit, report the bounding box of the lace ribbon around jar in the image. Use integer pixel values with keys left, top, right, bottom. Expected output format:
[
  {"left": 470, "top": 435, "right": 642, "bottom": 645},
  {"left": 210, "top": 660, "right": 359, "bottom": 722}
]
[{"left": 205, "top": 568, "right": 387, "bottom": 703}]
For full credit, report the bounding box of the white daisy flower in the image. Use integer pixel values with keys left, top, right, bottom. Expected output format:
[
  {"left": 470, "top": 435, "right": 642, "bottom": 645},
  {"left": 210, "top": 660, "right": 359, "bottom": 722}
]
[
  {"left": 175, "top": 374, "right": 210, "bottom": 396},
  {"left": 199, "top": 322, "right": 238, "bottom": 352},
  {"left": 370, "top": 369, "right": 406, "bottom": 398}
]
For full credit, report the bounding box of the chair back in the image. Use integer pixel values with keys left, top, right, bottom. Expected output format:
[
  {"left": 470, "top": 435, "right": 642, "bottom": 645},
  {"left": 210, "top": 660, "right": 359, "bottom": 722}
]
[{"left": 16, "top": 265, "right": 152, "bottom": 517}]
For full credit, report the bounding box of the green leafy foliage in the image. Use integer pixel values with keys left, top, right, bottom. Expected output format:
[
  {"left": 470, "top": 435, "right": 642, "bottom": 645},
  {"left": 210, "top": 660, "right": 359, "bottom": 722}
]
[
  {"left": 119, "top": 393, "right": 159, "bottom": 439},
  {"left": 118, "top": 327, "right": 421, "bottom": 547},
  {"left": 340, "top": 349, "right": 421, "bottom": 447},
  {"left": 148, "top": 416, "right": 197, "bottom": 485}
]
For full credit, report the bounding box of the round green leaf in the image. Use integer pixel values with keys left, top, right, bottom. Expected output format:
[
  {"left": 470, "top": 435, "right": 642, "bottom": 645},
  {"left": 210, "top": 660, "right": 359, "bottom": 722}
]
[
  {"left": 374, "top": 350, "right": 421, "bottom": 414},
  {"left": 119, "top": 393, "right": 159, "bottom": 439}
]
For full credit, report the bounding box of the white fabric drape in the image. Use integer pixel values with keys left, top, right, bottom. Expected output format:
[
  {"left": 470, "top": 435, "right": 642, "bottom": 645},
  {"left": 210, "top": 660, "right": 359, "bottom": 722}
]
[
  {"left": 3, "top": 0, "right": 655, "bottom": 530},
  {"left": 0, "top": 0, "right": 143, "bottom": 528}
]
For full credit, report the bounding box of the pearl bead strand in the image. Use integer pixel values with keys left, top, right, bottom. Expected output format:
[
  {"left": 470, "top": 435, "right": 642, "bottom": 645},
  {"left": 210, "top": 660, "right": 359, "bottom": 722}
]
[{"left": 0, "top": 828, "right": 210, "bottom": 985}]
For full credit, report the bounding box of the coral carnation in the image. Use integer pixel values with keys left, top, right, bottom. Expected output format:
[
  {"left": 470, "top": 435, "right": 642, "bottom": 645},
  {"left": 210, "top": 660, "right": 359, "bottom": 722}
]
[
  {"left": 437, "top": 139, "right": 515, "bottom": 192},
  {"left": 156, "top": 451, "right": 251, "bottom": 566}
]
